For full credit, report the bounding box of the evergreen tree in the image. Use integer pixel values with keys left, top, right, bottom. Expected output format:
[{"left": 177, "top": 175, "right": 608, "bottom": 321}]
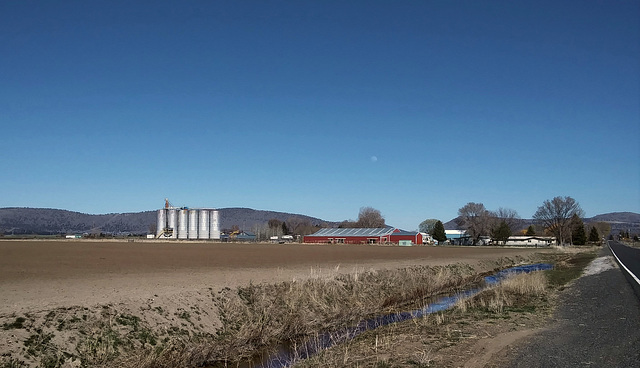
[
  {"left": 491, "top": 220, "right": 512, "bottom": 245},
  {"left": 570, "top": 214, "right": 586, "bottom": 245},
  {"left": 525, "top": 225, "right": 536, "bottom": 236},
  {"left": 432, "top": 220, "right": 447, "bottom": 243},
  {"left": 282, "top": 221, "right": 289, "bottom": 235},
  {"left": 588, "top": 226, "right": 600, "bottom": 243}
]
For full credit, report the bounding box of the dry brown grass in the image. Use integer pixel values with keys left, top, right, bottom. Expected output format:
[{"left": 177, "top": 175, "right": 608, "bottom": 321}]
[
  {"left": 459, "top": 271, "right": 548, "bottom": 314},
  {"left": 116, "top": 257, "right": 547, "bottom": 368},
  {"left": 292, "top": 251, "right": 599, "bottom": 368},
  {"left": 208, "top": 263, "right": 483, "bottom": 362},
  {"left": 294, "top": 270, "right": 551, "bottom": 368},
  {"left": 106, "top": 261, "right": 519, "bottom": 368}
]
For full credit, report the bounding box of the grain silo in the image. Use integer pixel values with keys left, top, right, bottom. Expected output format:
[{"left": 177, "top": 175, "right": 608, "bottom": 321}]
[
  {"left": 167, "top": 209, "right": 178, "bottom": 239},
  {"left": 198, "top": 209, "right": 210, "bottom": 239},
  {"left": 156, "top": 209, "right": 167, "bottom": 238},
  {"left": 210, "top": 210, "right": 221, "bottom": 240},
  {"left": 177, "top": 209, "right": 188, "bottom": 239},
  {"left": 188, "top": 209, "right": 199, "bottom": 239}
]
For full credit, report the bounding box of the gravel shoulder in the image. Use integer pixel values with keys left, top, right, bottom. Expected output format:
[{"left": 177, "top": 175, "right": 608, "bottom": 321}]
[{"left": 492, "top": 246, "right": 640, "bottom": 367}]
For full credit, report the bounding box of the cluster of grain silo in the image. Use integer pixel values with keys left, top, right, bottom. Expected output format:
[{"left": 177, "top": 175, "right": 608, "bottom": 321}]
[{"left": 156, "top": 205, "right": 220, "bottom": 240}]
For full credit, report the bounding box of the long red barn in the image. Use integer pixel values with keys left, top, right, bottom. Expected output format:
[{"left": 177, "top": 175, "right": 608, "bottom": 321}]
[{"left": 304, "top": 227, "right": 423, "bottom": 245}]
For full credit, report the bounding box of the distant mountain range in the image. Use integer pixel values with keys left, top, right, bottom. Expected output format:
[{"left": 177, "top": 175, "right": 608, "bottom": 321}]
[
  {"left": 0, "top": 207, "right": 332, "bottom": 235},
  {"left": 443, "top": 212, "right": 640, "bottom": 234},
  {"left": 0, "top": 207, "right": 637, "bottom": 236}
]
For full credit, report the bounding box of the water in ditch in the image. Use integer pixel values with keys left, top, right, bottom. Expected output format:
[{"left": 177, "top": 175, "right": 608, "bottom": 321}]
[{"left": 214, "top": 263, "right": 553, "bottom": 368}]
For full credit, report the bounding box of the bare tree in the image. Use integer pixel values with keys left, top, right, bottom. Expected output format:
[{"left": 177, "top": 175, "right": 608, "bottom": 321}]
[
  {"left": 268, "top": 218, "right": 283, "bottom": 229},
  {"left": 284, "top": 217, "right": 317, "bottom": 237},
  {"left": 338, "top": 220, "right": 358, "bottom": 228},
  {"left": 285, "top": 217, "right": 304, "bottom": 235},
  {"left": 533, "top": 196, "right": 584, "bottom": 245},
  {"left": 489, "top": 207, "right": 521, "bottom": 234},
  {"left": 356, "top": 207, "right": 386, "bottom": 228},
  {"left": 253, "top": 222, "right": 270, "bottom": 242},
  {"left": 457, "top": 202, "right": 492, "bottom": 245},
  {"left": 267, "top": 218, "right": 283, "bottom": 237},
  {"left": 493, "top": 208, "right": 520, "bottom": 229},
  {"left": 293, "top": 218, "right": 318, "bottom": 237},
  {"left": 591, "top": 221, "right": 611, "bottom": 239}
]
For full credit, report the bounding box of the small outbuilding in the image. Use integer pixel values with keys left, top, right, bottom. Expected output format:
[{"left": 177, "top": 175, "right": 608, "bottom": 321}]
[
  {"left": 390, "top": 230, "right": 423, "bottom": 245},
  {"left": 235, "top": 231, "right": 256, "bottom": 242}
]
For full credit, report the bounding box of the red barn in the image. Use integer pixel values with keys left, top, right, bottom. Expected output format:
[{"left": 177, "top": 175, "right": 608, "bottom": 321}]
[
  {"left": 304, "top": 227, "right": 422, "bottom": 245},
  {"left": 389, "top": 230, "right": 423, "bottom": 245}
]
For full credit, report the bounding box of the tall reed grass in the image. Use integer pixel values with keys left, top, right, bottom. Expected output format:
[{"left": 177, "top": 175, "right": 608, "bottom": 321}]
[
  {"left": 208, "top": 263, "right": 487, "bottom": 363},
  {"left": 108, "top": 259, "right": 526, "bottom": 368},
  {"left": 457, "top": 270, "right": 548, "bottom": 314}
]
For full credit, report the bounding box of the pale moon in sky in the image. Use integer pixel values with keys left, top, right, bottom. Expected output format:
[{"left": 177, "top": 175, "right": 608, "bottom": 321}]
[{"left": 370, "top": 156, "right": 378, "bottom": 162}]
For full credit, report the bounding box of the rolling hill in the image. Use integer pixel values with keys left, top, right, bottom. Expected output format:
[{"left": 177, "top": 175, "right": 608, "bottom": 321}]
[{"left": 0, "top": 207, "right": 332, "bottom": 235}]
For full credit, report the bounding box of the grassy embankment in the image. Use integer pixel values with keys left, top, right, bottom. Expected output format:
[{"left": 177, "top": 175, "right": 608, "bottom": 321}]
[{"left": 0, "top": 250, "right": 597, "bottom": 368}]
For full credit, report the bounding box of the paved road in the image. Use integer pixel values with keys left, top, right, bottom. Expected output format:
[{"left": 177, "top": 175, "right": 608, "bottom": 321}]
[
  {"left": 609, "top": 241, "right": 640, "bottom": 297},
  {"left": 501, "top": 244, "right": 640, "bottom": 367}
]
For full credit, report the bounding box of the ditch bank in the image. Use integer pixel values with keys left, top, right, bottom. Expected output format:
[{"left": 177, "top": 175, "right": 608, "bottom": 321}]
[{"left": 229, "top": 264, "right": 553, "bottom": 368}]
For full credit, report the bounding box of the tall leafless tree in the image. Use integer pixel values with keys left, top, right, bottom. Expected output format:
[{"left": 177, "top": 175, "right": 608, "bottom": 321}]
[
  {"left": 267, "top": 218, "right": 283, "bottom": 237},
  {"left": 285, "top": 217, "right": 317, "bottom": 236},
  {"left": 356, "top": 207, "right": 386, "bottom": 228},
  {"left": 457, "top": 202, "right": 492, "bottom": 245},
  {"left": 268, "top": 218, "right": 283, "bottom": 229},
  {"left": 490, "top": 207, "right": 521, "bottom": 232},
  {"left": 533, "top": 196, "right": 584, "bottom": 245}
]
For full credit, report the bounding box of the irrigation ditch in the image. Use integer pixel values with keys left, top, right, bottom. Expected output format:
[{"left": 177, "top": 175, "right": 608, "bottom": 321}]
[{"left": 211, "top": 263, "right": 554, "bottom": 368}]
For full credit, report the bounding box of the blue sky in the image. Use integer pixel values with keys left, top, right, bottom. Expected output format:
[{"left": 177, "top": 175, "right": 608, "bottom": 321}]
[{"left": 1, "top": 1, "right": 638, "bottom": 230}]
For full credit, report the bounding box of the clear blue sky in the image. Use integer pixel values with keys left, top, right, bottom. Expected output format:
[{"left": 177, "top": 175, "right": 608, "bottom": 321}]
[{"left": 1, "top": 1, "right": 639, "bottom": 230}]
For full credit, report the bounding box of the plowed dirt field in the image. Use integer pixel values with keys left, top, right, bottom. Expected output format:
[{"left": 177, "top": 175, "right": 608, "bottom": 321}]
[{"left": 0, "top": 240, "right": 547, "bottom": 314}]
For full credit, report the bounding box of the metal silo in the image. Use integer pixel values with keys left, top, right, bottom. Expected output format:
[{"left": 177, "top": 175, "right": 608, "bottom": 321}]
[
  {"left": 210, "top": 210, "right": 220, "bottom": 240},
  {"left": 198, "top": 209, "right": 210, "bottom": 239},
  {"left": 178, "top": 209, "right": 188, "bottom": 239},
  {"left": 188, "top": 210, "right": 199, "bottom": 239},
  {"left": 167, "top": 209, "right": 178, "bottom": 239},
  {"left": 156, "top": 209, "right": 166, "bottom": 238}
]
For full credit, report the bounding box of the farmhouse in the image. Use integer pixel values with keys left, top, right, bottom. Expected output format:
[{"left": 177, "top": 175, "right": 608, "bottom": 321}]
[
  {"left": 304, "top": 227, "right": 423, "bottom": 245},
  {"left": 504, "top": 236, "right": 555, "bottom": 247}
]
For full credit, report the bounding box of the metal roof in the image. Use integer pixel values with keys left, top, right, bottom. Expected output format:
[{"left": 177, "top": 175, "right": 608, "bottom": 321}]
[
  {"left": 308, "top": 227, "right": 396, "bottom": 237},
  {"left": 392, "top": 231, "right": 419, "bottom": 236}
]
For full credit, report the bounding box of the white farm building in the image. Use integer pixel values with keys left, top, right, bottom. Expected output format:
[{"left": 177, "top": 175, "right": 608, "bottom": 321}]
[{"left": 504, "top": 236, "right": 555, "bottom": 247}]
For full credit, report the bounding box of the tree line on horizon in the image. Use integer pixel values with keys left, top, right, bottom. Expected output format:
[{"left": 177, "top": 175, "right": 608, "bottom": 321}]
[
  {"left": 419, "top": 196, "right": 615, "bottom": 246},
  {"left": 260, "top": 198, "right": 630, "bottom": 245}
]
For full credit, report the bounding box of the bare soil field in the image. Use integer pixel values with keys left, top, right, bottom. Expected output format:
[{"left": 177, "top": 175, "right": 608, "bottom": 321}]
[{"left": 0, "top": 239, "right": 546, "bottom": 314}]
